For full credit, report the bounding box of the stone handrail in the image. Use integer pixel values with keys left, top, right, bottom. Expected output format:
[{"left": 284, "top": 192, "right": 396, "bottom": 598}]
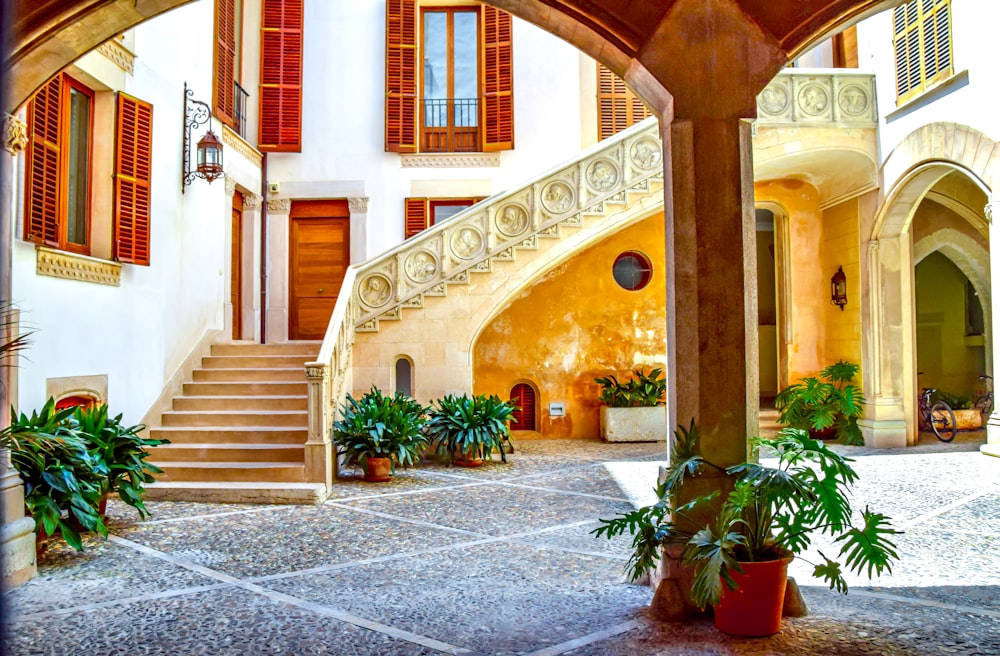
[
  {"left": 756, "top": 70, "right": 877, "bottom": 126},
  {"left": 306, "top": 117, "right": 664, "bottom": 485}
]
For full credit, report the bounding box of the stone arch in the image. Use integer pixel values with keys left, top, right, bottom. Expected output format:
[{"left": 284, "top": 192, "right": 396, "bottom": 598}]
[{"left": 862, "top": 124, "right": 995, "bottom": 447}]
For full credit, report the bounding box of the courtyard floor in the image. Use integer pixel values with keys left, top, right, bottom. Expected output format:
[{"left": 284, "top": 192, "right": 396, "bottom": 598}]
[{"left": 4, "top": 433, "right": 1000, "bottom": 655}]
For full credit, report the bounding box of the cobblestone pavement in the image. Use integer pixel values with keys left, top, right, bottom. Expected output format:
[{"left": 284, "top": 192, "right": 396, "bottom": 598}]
[{"left": 4, "top": 434, "right": 1000, "bottom": 655}]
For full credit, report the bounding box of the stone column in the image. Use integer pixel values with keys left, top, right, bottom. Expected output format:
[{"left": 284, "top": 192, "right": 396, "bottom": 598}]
[
  {"left": 304, "top": 363, "right": 333, "bottom": 491},
  {"left": 265, "top": 198, "right": 291, "bottom": 342},
  {"left": 1, "top": 113, "right": 27, "bottom": 430},
  {"left": 1, "top": 447, "right": 35, "bottom": 589},
  {"left": 985, "top": 200, "right": 1000, "bottom": 457},
  {"left": 243, "top": 193, "right": 263, "bottom": 343},
  {"left": 347, "top": 196, "right": 369, "bottom": 264}
]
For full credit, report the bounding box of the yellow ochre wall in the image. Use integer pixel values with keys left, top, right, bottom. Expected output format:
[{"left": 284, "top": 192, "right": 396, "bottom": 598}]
[
  {"left": 473, "top": 214, "right": 666, "bottom": 439},
  {"left": 821, "top": 197, "right": 863, "bottom": 369}
]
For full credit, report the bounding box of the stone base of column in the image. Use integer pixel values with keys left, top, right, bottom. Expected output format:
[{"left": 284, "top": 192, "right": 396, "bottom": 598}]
[
  {"left": 2, "top": 517, "right": 37, "bottom": 589},
  {"left": 859, "top": 397, "right": 907, "bottom": 448},
  {"left": 983, "top": 413, "right": 1000, "bottom": 457}
]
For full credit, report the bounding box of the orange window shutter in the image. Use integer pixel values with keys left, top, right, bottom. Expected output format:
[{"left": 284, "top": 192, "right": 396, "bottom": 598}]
[
  {"left": 404, "top": 198, "right": 428, "bottom": 238},
  {"left": 114, "top": 93, "right": 154, "bottom": 266},
  {"left": 481, "top": 6, "right": 513, "bottom": 152},
  {"left": 385, "top": 0, "right": 417, "bottom": 153},
  {"left": 25, "top": 75, "right": 62, "bottom": 248},
  {"left": 213, "top": 0, "right": 237, "bottom": 126},
  {"left": 259, "top": 0, "right": 303, "bottom": 152},
  {"left": 597, "top": 63, "right": 636, "bottom": 140}
]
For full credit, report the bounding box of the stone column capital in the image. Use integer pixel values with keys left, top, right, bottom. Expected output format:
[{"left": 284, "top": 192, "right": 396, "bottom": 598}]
[
  {"left": 267, "top": 198, "right": 292, "bottom": 213},
  {"left": 224, "top": 175, "right": 238, "bottom": 197},
  {"left": 2, "top": 114, "right": 28, "bottom": 155},
  {"left": 243, "top": 193, "right": 263, "bottom": 210},
  {"left": 305, "top": 363, "right": 328, "bottom": 381},
  {"left": 348, "top": 197, "right": 370, "bottom": 214}
]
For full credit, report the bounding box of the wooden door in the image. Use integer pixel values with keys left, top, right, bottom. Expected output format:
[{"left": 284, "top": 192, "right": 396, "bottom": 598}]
[
  {"left": 231, "top": 191, "right": 243, "bottom": 340},
  {"left": 510, "top": 383, "right": 536, "bottom": 431},
  {"left": 289, "top": 199, "right": 350, "bottom": 340}
]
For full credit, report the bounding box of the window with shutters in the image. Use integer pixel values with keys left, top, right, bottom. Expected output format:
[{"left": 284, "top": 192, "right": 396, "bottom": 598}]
[
  {"left": 596, "top": 63, "right": 651, "bottom": 141},
  {"left": 24, "top": 73, "right": 153, "bottom": 268},
  {"left": 510, "top": 382, "right": 536, "bottom": 432},
  {"left": 259, "top": 0, "right": 303, "bottom": 151},
  {"left": 386, "top": 1, "right": 513, "bottom": 154},
  {"left": 893, "top": 0, "right": 953, "bottom": 104},
  {"left": 404, "top": 197, "right": 482, "bottom": 239},
  {"left": 214, "top": 0, "right": 248, "bottom": 136}
]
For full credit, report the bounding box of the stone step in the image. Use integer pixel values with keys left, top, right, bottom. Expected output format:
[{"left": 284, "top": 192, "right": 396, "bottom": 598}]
[
  {"left": 152, "top": 443, "right": 304, "bottom": 462},
  {"left": 201, "top": 355, "right": 314, "bottom": 369},
  {"left": 143, "top": 481, "right": 326, "bottom": 505},
  {"left": 160, "top": 410, "right": 308, "bottom": 427},
  {"left": 172, "top": 395, "right": 307, "bottom": 411},
  {"left": 211, "top": 343, "right": 320, "bottom": 357},
  {"left": 150, "top": 426, "right": 308, "bottom": 444},
  {"left": 192, "top": 368, "right": 306, "bottom": 383},
  {"left": 182, "top": 381, "right": 308, "bottom": 396},
  {"left": 152, "top": 461, "right": 307, "bottom": 483}
]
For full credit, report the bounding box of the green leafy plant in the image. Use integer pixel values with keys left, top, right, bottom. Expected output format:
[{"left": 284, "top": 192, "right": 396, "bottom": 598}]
[
  {"left": 1, "top": 399, "right": 109, "bottom": 551},
  {"left": 773, "top": 360, "right": 865, "bottom": 445},
  {"left": 932, "top": 390, "right": 973, "bottom": 410},
  {"left": 72, "top": 404, "right": 168, "bottom": 520},
  {"left": 593, "top": 421, "right": 899, "bottom": 611},
  {"left": 425, "top": 393, "right": 516, "bottom": 464},
  {"left": 0, "top": 301, "right": 32, "bottom": 365},
  {"left": 595, "top": 367, "right": 666, "bottom": 407},
  {"left": 331, "top": 387, "right": 428, "bottom": 473}
]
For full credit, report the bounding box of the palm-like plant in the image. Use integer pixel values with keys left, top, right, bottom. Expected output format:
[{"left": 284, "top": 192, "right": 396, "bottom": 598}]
[
  {"left": 425, "top": 393, "right": 516, "bottom": 463},
  {"left": 595, "top": 368, "right": 666, "bottom": 407},
  {"left": 594, "top": 422, "right": 899, "bottom": 611},
  {"left": 774, "top": 360, "right": 865, "bottom": 445},
  {"left": 331, "top": 387, "right": 428, "bottom": 473}
]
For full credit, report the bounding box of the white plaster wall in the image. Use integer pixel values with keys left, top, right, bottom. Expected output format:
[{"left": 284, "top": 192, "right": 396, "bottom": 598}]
[
  {"left": 10, "top": 1, "right": 230, "bottom": 423},
  {"left": 264, "top": 1, "right": 587, "bottom": 259}
]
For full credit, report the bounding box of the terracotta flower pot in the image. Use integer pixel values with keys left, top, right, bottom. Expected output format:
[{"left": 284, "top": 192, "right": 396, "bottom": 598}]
[
  {"left": 454, "top": 451, "right": 485, "bottom": 467},
  {"left": 714, "top": 557, "right": 791, "bottom": 637},
  {"left": 363, "top": 457, "right": 393, "bottom": 482}
]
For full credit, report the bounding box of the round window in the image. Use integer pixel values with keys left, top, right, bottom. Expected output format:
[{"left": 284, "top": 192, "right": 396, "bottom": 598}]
[{"left": 612, "top": 251, "right": 653, "bottom": 291}]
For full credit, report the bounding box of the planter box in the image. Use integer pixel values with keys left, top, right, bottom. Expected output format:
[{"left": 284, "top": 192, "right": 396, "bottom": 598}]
[
  {"left": 600, "top": 406, "right": 666, "bottom": 442},
  {"left": 953, "top": 408, "right": 983, "bottom": 431}
]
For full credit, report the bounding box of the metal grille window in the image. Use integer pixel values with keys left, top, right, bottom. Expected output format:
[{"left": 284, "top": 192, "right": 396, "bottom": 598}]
[{"left": 893, "top": 0, "right": 953, "bottom": 103}]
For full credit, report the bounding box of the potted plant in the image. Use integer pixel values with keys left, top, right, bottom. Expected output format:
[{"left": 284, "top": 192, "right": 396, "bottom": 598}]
[
  {"left": 1, "top": 399, "right": 109, "bottom": 551},
  {"left": 594, "top": 367, "right": 666, "bottom": 442},
  {"left": 933, "top": 391, "right": 980, "bottom": 430},
  {"left": 72, "top": 403, "right": 169, "bottom": 519},
  {"left": 425, "top": 393, "right": 516, "bottom": 466},
  {"left": 773, "top": 360, "right": 865, "bottom": 445},
  {"left": 331, "top": 386, "right": 428, "bottom": 481},
  {"left": 594, "top": 421, "right": 899, "bottom": 637}
]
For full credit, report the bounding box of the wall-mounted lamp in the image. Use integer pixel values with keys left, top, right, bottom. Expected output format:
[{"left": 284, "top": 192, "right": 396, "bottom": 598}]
[
  {"left": 182, "top": 82, "right": 224, "bottom": 192},
  {"left": 831, "top": 265, "right": 847, "bottom": 311}
]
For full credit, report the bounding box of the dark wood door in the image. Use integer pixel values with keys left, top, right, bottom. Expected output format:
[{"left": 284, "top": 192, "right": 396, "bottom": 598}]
[
  {"left": 510, "top": 383, "right": 536, "bottom": 431},
  {"left": 289, "top": 199, "right": 350, "bottom": 340},
  {"left": 231, "top": 191, "right": 243, "bottom": 340}
]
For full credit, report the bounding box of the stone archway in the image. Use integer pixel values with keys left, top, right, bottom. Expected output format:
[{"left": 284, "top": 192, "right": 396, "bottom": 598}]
[{"left": 863, "top": 123, "right": 996, "bottom": 447}]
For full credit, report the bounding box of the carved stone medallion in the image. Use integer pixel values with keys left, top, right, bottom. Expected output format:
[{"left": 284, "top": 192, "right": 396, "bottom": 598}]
[
  {"left": 541, "top": 181, "right": 576, "bottom": 214},
  {"left": 587, "top": 159, "right": 620, "bottom": 192},
  {"left": 359, "top": 274, "right": 393, "bottom": 308},
  {"left": 404, "top": 250, "right": 439, "bottom": 283},
  {"left": 797, "top": 83, "right": 830, "bottom": 116},
  {"left": 837, "top": 84, "right": 869, "bottom": 116},
  {"left": 450, "top": 227, "right": 485, "bottom": 260},
  {"left": 758, "top": 84, "right": 790, "bottom": 115},
  {"left": 630, "top": 138, "right": 662, "bottom": 169},
  {"left": 496, "top": 203, "right": 529, "bottom": 237}
]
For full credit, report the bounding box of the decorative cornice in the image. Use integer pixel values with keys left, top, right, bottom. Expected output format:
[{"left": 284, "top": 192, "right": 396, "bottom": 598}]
[
  {"left": 2, "top": 114, "right": 28, "bottom": 154},
  {"left": 756, "top": 71, "right": 877, "bottom": 127},
  {"left": 400, "top": 152, "right": 501, "bottom": 168},
  {"left": 35, "top": 247, "right": 122, "bottom": 286},
  {"left": 243, "top": 193, "right": 263, "bottom": 210},
  {"left": 96, "top": 38, "right": 135, "bottom": 75},
  {"left": 222, "top": 124, "right": 263, "bottom": 167},
  {"left": 348, "top": 197, "right": 370, "bottom": 214},
  {"left": 267, "top": 198, "right": 291, "bottom": 213}
]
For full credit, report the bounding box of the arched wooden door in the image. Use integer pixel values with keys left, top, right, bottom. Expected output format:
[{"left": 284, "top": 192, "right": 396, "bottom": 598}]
[{"left": 510, "top": 383, "right": 536, "bottom": 431}]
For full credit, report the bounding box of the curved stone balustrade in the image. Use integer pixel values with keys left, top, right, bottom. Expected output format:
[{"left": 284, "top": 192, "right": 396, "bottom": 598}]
[{"left": 756, "top": 70, "right": 877, "bottom": 126}]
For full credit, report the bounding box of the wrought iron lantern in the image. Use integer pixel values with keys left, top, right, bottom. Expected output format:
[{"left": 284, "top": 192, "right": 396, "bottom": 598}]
[
  {"left": 831, "top": 265, "right": 847, "bottom": 311},
  {"left": 182, "top": 82, "right": 224, "bottom": 191}
]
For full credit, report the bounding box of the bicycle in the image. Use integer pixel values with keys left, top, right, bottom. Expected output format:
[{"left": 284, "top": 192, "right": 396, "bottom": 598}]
[
  {"left": 975, "top": 374, "right": 993, "bottom": 421},
  {"left": 918, "top": 387, "right": 957, "bottom": 442}
]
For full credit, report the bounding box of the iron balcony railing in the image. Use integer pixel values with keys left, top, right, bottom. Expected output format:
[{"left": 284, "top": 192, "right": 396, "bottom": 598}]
[
  {"left": 421, "top": 97, "right": 479, "bottom": 153},
  {"left": 233, "top": 81, "right": 250, "bottom": 139}
]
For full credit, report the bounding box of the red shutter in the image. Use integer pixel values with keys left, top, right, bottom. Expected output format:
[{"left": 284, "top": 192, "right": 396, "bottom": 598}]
[
  {"left": 259, "top": 0, "right": 303, "bottom": 152},
  {"left": 510, "top": 383, "right": 536, "bottom": 431},
  {"left": 25, "top": 75, "right": 62, "bottom": 247},
  {"left": 114, "top": 93, "right": 153, "bottom": 266},
  {"left": 386, "top": 0, "right": 417, "bottom": 153},
  {"left": 213, "top": 0, "right": 237, "bottom": 126},
  {"left": 481, "top": 6, "right": 513, "bottom": 152},
  {"left": 404, "top": 198, "right": 429, "bottom": 238}
]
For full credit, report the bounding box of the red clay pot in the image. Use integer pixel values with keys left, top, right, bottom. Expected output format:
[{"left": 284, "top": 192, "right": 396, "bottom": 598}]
[
  {"left": 454, "top": 451, "right": 485, "bottom": 467},
  {"left": 363, "top": 457, "right": 393, "bottom": 482},
  {"left": 714, "top": 557, "right": 791, "bottom": 637}
]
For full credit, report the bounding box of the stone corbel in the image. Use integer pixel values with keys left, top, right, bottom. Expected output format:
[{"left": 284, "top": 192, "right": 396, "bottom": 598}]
[
  {"left": 225, "top": 175, "right": 238, "bottom": 197},
  {"left": 2, "top": 114, "right": 28, "bottom": 155},
  {"left": 243, "top": 193, "right": 263, "bottom": 210},
  {"left": 348, "top": 197, "right": 370, "bottom": 214},
  {"left": 267, "top": 198, "right": 291, "bottom": 214}
]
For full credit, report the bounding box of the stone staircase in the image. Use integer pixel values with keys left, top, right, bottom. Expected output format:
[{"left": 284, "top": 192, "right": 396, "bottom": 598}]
[{"left": 144, "top": 342, "right": 327, "bottom": 504}]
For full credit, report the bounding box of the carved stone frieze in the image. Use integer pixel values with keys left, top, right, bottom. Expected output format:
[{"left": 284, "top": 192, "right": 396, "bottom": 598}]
[
  {"left": 348, "top": 197, "right": 370, "bottom": 213},
  {"left": 403, "top": 249, "right": 439, "bottom": 283},
  {"left": 359, "top": 273, "right": 394, "bottom": 308},
  {"left": 2, "top": 114, "right": 28, "bottom": 154},
  {"left": 587, "top": 158, "right": 620, "bottom": 192},
  {"left": 35, "top": 247, "right": 122, "bottom": 286},
  {"left": 449, "top": 226, "right": 485, "bottom": 260},
  {"left": 629, "top": 138, "right": 661, "bottom": 170},
  {"left": 267, "top": 199, "right": 292, "bottom": 213},
  {"left": 243, "top": 193, "right": 263, "bottom": 210},
  {"left": 757, "top": 71, "right": 877, "bottom": 126},
  {"left": 399, "top": 153, "right": 501, "bottom": 168},
  {"left": 541, "top": 181, "right": 576, "bottom": 214},
  {"left": 495, "top": 203, "right": 529, "bottom": 238},
  {"left": 96, "top": 38, "right": 135, "bottom": 74},
  {"left": 221, "top": 125, "right": 263, "bottom": 166}
]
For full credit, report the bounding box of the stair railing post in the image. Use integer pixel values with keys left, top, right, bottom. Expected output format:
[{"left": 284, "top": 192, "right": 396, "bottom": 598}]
[{"left": 304, "top": 362, "right": 332, "bottom": 494}]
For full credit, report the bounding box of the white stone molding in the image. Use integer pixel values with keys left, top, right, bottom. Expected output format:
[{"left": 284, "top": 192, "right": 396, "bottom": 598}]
[
  {"left": 400, "top": 153, "right": 501, "bottom": 168},
  {"left": 96, "top": 38, "right": 135, "bottom": 74},
  {"left": 756, "top": 71, "right": 877, "bottom": 126},
  {"left": 243, "top": 193, "right": 263, "bottom": 210},
  {"left": 267, "top": 198, "right": 291, "bottom": 213},
  {"left": 221, "top": 124, "right": 263, "bottom": 167},
  {"left": 348, "top": 197, "right": 370, "bottom": 214},
  {"left": 35, "top": 247, "right": 122, "bottom": 286},
  {"left": 2, "top": 114, "right": 28, "bottom": 154},
  {"left": 225, "top": 175, "right": 238, "bottom": 197}
]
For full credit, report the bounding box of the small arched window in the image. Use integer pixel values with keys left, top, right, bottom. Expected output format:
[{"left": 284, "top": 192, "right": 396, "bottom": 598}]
[
  {"left": 395, "top": 357, "right": 413, "bottom": 397},
  {"left": 55, "top": 395, "right": 96, "bottom": 411},
  {"left": 510, "top": 383, "right": 537, "bottom": 431}
]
